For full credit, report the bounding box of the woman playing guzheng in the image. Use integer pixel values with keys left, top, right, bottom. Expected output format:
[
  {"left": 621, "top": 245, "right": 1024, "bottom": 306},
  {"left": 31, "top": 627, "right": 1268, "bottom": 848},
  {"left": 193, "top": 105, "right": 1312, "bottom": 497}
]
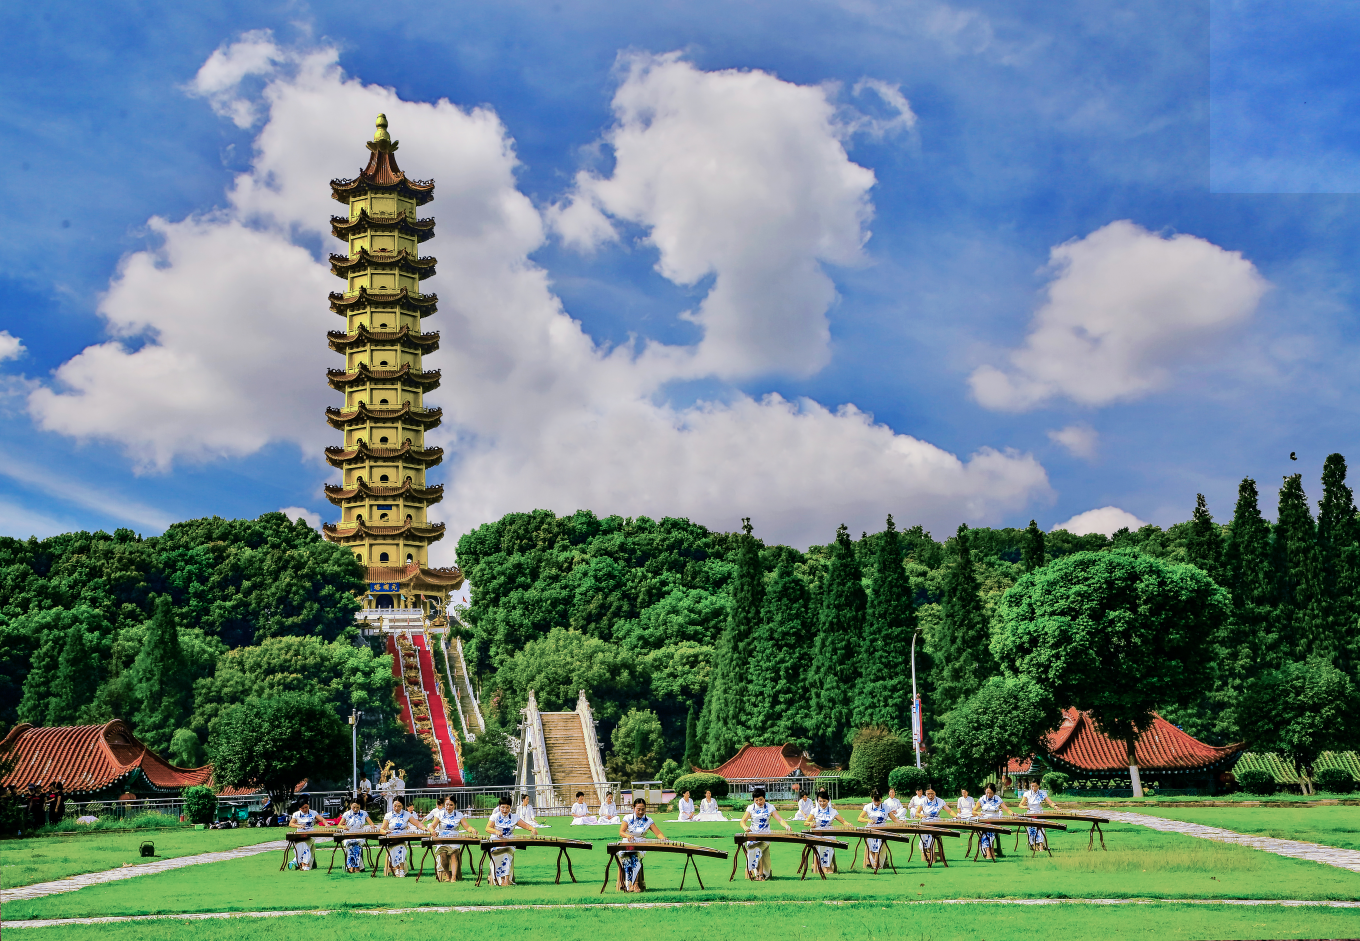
[
  {"left": 739, "top": 787, "right": 792, "bottom": 880},
  {"left": 1018, "top": 779, "right": 1060, "bottom": 852},
  {"left": 287, "top": 797, "right": 324, "bottom": 871},
  {"left": 426, "top": 795, "right": 478, "bottom": 882},
  {"left": 856, "top": 789, "right": 891, "bottom": 870},
  {"left": 341, "top": 798, "right": 374, "bottom": 873},
  {"left": 976, "top": 783, "right": 1011, "bottom": 860},
  {"left": 916, "top": 787, "right": 955, "bottom": 863},
  {"left": 380, "top": 797, "right": 420, "bottom": 877},
  {"left": 485, "top": 795, "right": 538, "bottom": 887},
  {"left": 803, "top": 788, "right": 848, "bottom": 875},
  {"left": 615, "top": 797, "right": 667, "bottom": 892}
]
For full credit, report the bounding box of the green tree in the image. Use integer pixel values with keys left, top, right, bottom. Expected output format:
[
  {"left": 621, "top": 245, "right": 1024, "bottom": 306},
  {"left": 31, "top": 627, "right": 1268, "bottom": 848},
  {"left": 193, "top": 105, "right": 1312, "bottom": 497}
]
[
  {"left": 683, "top": 705, "right": 700, "bottom": 771},
  {"left": 931, "top": 524, "right": 994, "bottom": 710},
  {"left": 1184, "top": 494, "right": 1224, "bottom": 585},
  {"left": 856, "top": 517, "right": 914, "bottom": 730},
  {"left": 459, "top": 725, "right": 517, "bottom": 787},
  {"left": 1276, "top": 475, "right": 1330, "bottom": 662},
  {"left": 746, "top": 554, "right": 811, "bottom": 745},
  {"left": 169, "top": 728, "right": 205, "bottom": 767},
  {"left": 48, "top": 611, "right": 105, "bottom": 725},
  {"left": 932, "top": 675, "right": 1059, "bottom": 790},
  {"left": 208, "top": 692, "right": 347, "bottom": 810},
  {"left": 606, "top": 707, "right": 665, "bottom": 781},
  {"left": 992, "top": 550, "right": 1228, "bottom": 797},
  {"left": 16, "top": 634, "right": 60, "bottom": 727},
  {"left": 130, "top": 595, "right": 192, "bottom": 753},
  {"left": 699, "top": 519, "right": 762, "bottom": 767},
  {"left": 847, "top": 725, "right": 912, "bottom": 792},
  {"left": 1240, "top": 657, "right": 1357, "bottom": 794},
  {"left": 1317, "top": 454, "right": 1360, "bottom": 670},
  {"left": 1022, "top": 520, "right": 1046, "bottom": 572},
  {"left": 809, "top": 525, "right": 867, "bottom": 765},
  {"left": 491, "top": 627, "right": 644, "bottom": 724}
]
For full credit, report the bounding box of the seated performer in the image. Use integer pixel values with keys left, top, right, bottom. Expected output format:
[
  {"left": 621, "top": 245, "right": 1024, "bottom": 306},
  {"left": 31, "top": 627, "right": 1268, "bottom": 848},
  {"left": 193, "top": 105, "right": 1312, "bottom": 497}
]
[
  {"left": 597, "top": 792, "right": 622, "bottom": 825},
  {"left": 856, "top": 789, "right": 892, "bottom": 870},
  {"left": 570, "top": 791, "right": 597, "bottom": 826},
  {"left": 677, "top": 789, "right": 696, "bottom": 821},
  {"left": 1018, "top": 779, "right": 1060, "bottom": 851},
  {"left": 425, "top": 795, "right": 478, "bottom": 882},
  {"left": 485, "top": 795, "right": 538, "bottom": 887},
  {"left": 739, "top": 787, "right": 792, "bottom": 881},
  {"left": 793, "top": 790, "right": 816, "bottom": 821},
  {"left": 341, "top": 799, "right": 374, "bottom": 873},
  {"left": 907, "top": 787, "right": 926, "bottom": 819},
  {"left": 976, "top": 783, "right": 1011, "bottom": 860},
  {"left": 916, "top": 787, "right": 955, "bottom": 863},
  {"left": 881, "top": 786, "right": 904, "bottom": 821},
  {"left": 519, "top": 794, "right": 548, "bottom": 828},
  {"left": 803, "top": 788, "right": 848, "bottom": 876},
  {"left": 287, "top": 796, "right": 324, "bottom": 871},
  {"left": 695, "top": 789, "right": 727, "bottom": 821},
  {"left": 380, "top": 797, "right": 420, "bottom": 877},
  {"left": 955, "top": 787, "right": 976, "bottom": 819},
  {"left": 615, "top": 797, "right": 667, "bottom": 892}
]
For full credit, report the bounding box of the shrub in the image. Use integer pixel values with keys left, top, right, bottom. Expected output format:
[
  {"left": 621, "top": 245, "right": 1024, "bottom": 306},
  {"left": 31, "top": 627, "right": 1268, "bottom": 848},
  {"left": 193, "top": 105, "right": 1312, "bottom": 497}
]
[
  {"left": 181, "top": 786, "right": 218, "bottom": 825},
  {"left": 658, "top": 758, "right": 683, "bottom": 790},
  {"left": 835, "top": 774, "right": 867, "bottom": 797},
  {"left": 1040, "top": 772, "right": 1070, "bottom": 796},
  {"left": 673, "top": 772, "right": 727, "bottom": 799},
  {"left": 81, "top": 802, "right": 109, "bottom": 818},
  {"left": 888, "top": 765, "right": 929, "bottom": 795},
  {"left": 1236, "top": 768, "right": 1277, "bottom": 796},
  {"left": 1315, "top": 767, "right": 1357, "bottom": 794},
  {"left": 848, "top": 726, "right": 912, "bottom": 793}
]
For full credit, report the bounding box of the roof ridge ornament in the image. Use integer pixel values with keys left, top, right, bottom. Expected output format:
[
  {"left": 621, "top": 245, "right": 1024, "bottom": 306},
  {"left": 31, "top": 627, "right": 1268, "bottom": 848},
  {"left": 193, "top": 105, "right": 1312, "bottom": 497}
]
[{"left": 367, "top": 113, "right": 399, "bottom": 154}]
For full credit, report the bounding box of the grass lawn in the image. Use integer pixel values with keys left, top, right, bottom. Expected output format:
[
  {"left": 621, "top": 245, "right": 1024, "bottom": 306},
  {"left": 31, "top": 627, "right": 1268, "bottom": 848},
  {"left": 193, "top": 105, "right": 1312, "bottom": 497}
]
[
  {"left": 1133, "top": 805, "right": 1360, "bottom": 851},
  {"left": 4, "top": 816, "right": 1359, "bottom": 923},
  {"left": 1, "top": 828, "right": 282, "bottom": 889},
  {"left": 8, "top": 902, "right": 1360, "bottom": 941}
]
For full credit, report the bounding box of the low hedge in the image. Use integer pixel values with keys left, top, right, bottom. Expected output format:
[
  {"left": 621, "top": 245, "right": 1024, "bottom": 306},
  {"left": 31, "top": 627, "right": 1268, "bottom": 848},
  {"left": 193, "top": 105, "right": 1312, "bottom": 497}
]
[
  {"left": 672, "top": 772, "right": 727, "bottom": 799},
  {"left": 1041, "top": 772, "right": 1071, "bottom": 795},
  {"left": 1315, "top": 767, "right": 1357, "bottom": 794},
  {"left": 887, "top": 765, "right": 928, "bottom": 795},
  {"left": 1236, "top": 768, "right": 1277, "bottom": 796}
]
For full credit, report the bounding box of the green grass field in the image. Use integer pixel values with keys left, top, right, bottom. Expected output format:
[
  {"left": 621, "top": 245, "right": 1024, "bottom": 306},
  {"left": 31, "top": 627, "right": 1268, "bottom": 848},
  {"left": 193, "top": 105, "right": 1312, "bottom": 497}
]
[
  {"left": 1135, "top": 805, "right": 1360, "bottom": 851},
  {"left": 4, "top": 815, "right": 1359, "bottom": 924},
  {"left": 0, "top": 828, "right": 281, "bottom": 888},
  {"left": 8, "top": 902, "right": 1360, "bottom": 941}
]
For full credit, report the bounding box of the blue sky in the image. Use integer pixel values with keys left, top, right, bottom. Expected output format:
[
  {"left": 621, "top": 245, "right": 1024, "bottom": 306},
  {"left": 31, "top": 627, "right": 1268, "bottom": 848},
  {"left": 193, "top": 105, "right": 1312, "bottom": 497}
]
[{"left": 1, "top": 0, "right": 1357, "bottom": 556}]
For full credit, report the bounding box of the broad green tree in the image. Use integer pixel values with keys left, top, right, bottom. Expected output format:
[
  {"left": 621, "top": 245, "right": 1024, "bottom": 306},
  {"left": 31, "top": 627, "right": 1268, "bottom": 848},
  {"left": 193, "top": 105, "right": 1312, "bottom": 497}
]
[
  {"left": 491, "top": 627, "right": 644, "bottom": 724},
  {"left": 606, "top": 707, "right": 666, "bottom": 781},
  {"left": 809, "top": 525, "right": 866, "bottom": 764},
  {"left": 208, "top": 692, "right": 347, "bottom": 810},
  {"left": 992, "top": 550, "right": 1228, "bottom": 796},
  {"left": 931, "top": 524, "right": 993, "bottom": 710},
  {"left": 1240, "top": 656, "right": 1357, "bottom": 794},
  {"left": 933, "top": 675, "right": 1059, "bottom": 790},
  {"left": 1022, "top": 520, "right": 1046, "bottom": 571},
  {"left": 856, "top": 516, "right": 914, "bottom": 729},
  {"left": 698, "top": 519, "right": 763, "bottom": 767}
]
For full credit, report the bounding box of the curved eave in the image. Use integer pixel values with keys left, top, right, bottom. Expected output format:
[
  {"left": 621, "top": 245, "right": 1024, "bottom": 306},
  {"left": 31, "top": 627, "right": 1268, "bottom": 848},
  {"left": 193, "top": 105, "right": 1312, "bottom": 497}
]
[
  {"left": 323, "top": 520, "right": 446, "bottom": 543},
  {"left": 325, "top": 403, "right": 444, "bottom": 430},
  {"left": 330, "top": 210, "right": 435, "bottom": 242},
  {"left": 330, "top": 174, "right": 435, "bottom": 206},
  {"left": 1045, "top": 747, "right": 1246, "bottom": 777},
  {"left": 326, "top": 326, "right": 440, "bottom": 354},
  {"left": 329, "top": 287, "right": 437, "bottom": 316},
  {"left": 324, "top": 443, "right": 445, "bottom": 469},
  {"left": 323, "top": 481, "right": 444, "bottom": 506},
  {"left": 325, "top": 364, "right": 442, "bottom": 392},
  {"left": 329, "top": 249, "right": 437, "bottom": 279}
]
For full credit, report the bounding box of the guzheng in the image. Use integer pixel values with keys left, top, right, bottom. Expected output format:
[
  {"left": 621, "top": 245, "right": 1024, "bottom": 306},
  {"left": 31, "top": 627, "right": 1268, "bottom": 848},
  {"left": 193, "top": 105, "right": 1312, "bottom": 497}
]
[
  {"left": 325, "top": 828, "right": 382, "bottom": 874},
  {"left": 1023, "top": 812, "right": 1109, "bottom": 851},
  {"left": 603, "top": 840, "right": 728, "bottom": 892},
  {"left": 415, "top": 834, "right": 481, "bottom": 882},
  {"left": 911, "top": 819, "right": 1013, "bottom": 833},
  {"left": 475, "top": 835, "right": 593, "bottom": 887},
  {"left": 730, "top": 831, "right": 855, "bottom": 882},
  {"left": 280, "top": 828, "right": 346, "bottom": 870},
  {"left": 1003, "top": 815, "right": 1069, "bottom": 857},
  {"left": 845, "top": 824, "right": 960, "bottom": 872},
  {"left": 367, "top": 831, "right": 426, "bottom": 879}
]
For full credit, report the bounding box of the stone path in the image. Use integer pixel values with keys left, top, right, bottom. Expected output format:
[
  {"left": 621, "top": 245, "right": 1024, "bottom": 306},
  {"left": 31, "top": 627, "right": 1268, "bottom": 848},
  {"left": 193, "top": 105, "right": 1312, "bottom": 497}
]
[
  {"left": 6, "top": 897, "right": 1360, "bottom": 928},
  {"left": 1105, "top": 811, "right": 1360, "bottom": 874},
  {"left": 0, "top": 840, "right": 287, "bottom": 904}
]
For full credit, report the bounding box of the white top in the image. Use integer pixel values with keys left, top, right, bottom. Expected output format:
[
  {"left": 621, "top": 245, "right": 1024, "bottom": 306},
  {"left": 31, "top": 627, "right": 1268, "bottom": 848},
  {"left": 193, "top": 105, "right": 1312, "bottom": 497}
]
[
  {"left": 881, "top": 796, "right": 903, "bottom": 816},
  {"left": 678, "top": 797, "right": 695, "bottom": 817},
  {"left": 570, "top": 802, "right": 592, "bottom": 817},
  {"left": 907, "top": 794, "right": 926, "bottom": 817},
  {"left": 623, "top": 812, "right": 653, "bottom": 836},
  {"left": 341, "top": 809, "right": 371, "bottom": 830},
  {"left": 599, "top": 801, "right": 619, "bottom": 817},
  {"left": 383, "top": 809, "right": 416, "bottom": 831},
  {"left": 745, "top": 803, "right": 775, "bottom": 833},
  {"left": 809, "top": 803, "right": 839, "bottom": 828},
  {"left": 700, "top": 797, "right": 720, "bottom": 813},
  {"left": 1021, "top": 789, "right": 1047, "bottom": 812},
  {"left": 956, "top": 795, "right": 976, "bottom": 818},
  {"left": 290, "top": 809, "right": 321, "bottom": 831},
  {"left": 919, "top": 796, "right": 946, "bottom": 819},
  {"left": 489, "top": 810, "right": 519, "bottom": 837},
  {"left": 863, "top": 801, "right": 890, "bottom": 827},
  {"left": 519, "top": 802, "right": 538, "bottom": 821},
  {"left": 359, "top": 779, "right": 372, "bottom": 793},
  {"left": 429, "top": 807, "right": 467, "bottom": 834},
  {"left": 979, "top": 795, "right": 1004, "bottom": 818}
]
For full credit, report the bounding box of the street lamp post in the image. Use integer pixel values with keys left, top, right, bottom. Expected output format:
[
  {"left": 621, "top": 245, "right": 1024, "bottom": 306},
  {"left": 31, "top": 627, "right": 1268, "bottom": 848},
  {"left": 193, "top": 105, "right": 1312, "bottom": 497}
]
[
  {"left": 910, "top": 627, "right": 922, "bottom": 769},
  {"left": 349, "top": 709, "right": 363, "bottom": 796}
]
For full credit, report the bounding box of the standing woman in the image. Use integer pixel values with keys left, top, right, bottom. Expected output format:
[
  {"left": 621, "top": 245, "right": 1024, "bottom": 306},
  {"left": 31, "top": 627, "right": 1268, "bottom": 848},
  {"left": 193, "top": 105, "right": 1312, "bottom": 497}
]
[
  {"left": 976, "top": 783, "right": 1010, "bottom": 860},
  {"left": 425, "top": 796, "right": 478, "bottom": 882},
  {"left": 615, "top": 797, "right": 667, "bottom": 892},
  {"left": 856, "top": 789, "right": 891, "bottom": 871},
  {"left": 916, "top": 787, "right": 955, "bottom": 864},
  {"left": 379, "top": 797, "right": 420, "bottom": 877},
  {"left": 802, "top": 788, "right": 848, "bottom": 876},
  {"left": 47, "top": 782, "right": 66, "bottom": 826},
  {"left": 287, "top": 796, "right": 324, "bottom": 871},
  {"left": 340, "top": 798, "right": 374, "bottom": 873},
  {"left": 739, "top": 787, "right": 792, "bottom": 881},
  {"left": 485, "top": 795, "right": 538, "bottom": 887},
  {"left": 677, "top": 788, "right": 696, "bottom": 821}
]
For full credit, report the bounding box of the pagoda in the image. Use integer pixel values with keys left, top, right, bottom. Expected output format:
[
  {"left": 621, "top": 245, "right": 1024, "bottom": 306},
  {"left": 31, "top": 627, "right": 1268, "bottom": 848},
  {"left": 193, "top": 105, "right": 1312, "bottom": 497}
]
[{"left": 322, "top": 114, "right": 463, "bottom": 615}]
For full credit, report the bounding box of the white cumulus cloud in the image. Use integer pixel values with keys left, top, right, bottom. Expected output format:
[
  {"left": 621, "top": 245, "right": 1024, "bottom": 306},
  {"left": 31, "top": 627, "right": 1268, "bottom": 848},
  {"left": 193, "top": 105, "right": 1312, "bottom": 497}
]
[
  {"left": 279, "top": 506, "right": 322, "bottom": 528},
  {"left": 29, "top": 35, "right": 1050, "bottom": 553},
  {"left": 0, "top": 331, "right": 24, "bottom": 363},
  {"left": 1052, "top": 505, "right": 1147, "bottom": 537},
  {"left": 970, "top": 220, "right": 1269, "bottom": 411},
  {"left": 1047, "top": 423, "right": 1098, "bottom": 459}
]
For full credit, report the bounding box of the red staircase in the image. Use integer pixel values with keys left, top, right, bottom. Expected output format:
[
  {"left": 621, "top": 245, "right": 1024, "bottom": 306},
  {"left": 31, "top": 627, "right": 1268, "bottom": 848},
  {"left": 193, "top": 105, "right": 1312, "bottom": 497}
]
[
  {"left": 413, "top": 634, "right": 463, "bottom": 785},
  {"left": 387, "top": 635, "right": 417, "bottom": 737}
]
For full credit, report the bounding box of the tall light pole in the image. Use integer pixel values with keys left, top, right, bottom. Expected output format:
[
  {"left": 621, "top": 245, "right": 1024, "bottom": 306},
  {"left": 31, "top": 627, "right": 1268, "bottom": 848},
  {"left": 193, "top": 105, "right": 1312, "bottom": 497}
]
[
  {"left": 910, "top": 627, "right": 923, "bottom": 769},
  {"left": 349, "top": 709, "right": 363, "bottom": 796}
]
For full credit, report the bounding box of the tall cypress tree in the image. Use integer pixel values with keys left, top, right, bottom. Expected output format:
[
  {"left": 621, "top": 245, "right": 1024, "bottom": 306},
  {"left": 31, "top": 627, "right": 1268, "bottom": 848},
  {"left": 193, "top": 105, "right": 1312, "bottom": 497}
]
[
  {"left": 16, "top": 634, "right": 60, "bottom": 726},
  {"left": 683, "top": 705, "right": 700, "bottom": 771},
  {"left": 931, "top": 524, "right": 993, "bottom": 710},
  {"left": 809, "top": 525, "right": 866, "bottom": 764},
  {"left": 698, "top": 519, "right": 763, "bottom": 767},
  {"left": 1275, "top": 475, "right": 1329, "bottom": 662},
  {"left": 1185, "top": 494, "right": 1224, "bottom": 584},
  {"left": 855, "top": 516, "right": 914, "bottom": 730},
  {"left": 1316, "top": 454, "right": 1360, "bottom": 670},
  {"left": 47, "top": 610, "right": 105, "bottom": 726},
  {"left": 1022, "top": 520, "right": 1046, "bottom": 572},
  {"left": 131, "top": 595, "right": 192, "bottom": 753},
  {"left": 746, "top": 553, "right": 812, "bottom": 745}
]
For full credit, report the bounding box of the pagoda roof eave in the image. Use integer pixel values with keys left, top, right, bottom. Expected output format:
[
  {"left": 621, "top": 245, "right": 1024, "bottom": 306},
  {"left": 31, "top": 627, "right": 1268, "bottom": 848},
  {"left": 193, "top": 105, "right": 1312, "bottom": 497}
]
[
  {"left": 324, "top": 402, "right": 443, "bottom": 431},
  {"left": 329, "top": 287, "right": 437, "bottom": 316},
  {"left": 326, "top": 325, "right": 440, "bottom": 353},
  {"left": 329, "top": 248, "right": 437, "bottom": 278},
  {"left": 323, "top": 480, "right": 444, "bottom": 506},
  {"left": 324, "top": 442, "right": 444, "bottom": 468},
  {"left": 325, "top": 363, "right": 441, "bottom": 392},
  {"left": 364, "top": 562, "right": 465, "bottom": 590},
  {"left": 330, "top": 209, "right": 436, "bottom": 242},
  {"left": 323, "top": 520, "right": 447, "bottom": 544}
]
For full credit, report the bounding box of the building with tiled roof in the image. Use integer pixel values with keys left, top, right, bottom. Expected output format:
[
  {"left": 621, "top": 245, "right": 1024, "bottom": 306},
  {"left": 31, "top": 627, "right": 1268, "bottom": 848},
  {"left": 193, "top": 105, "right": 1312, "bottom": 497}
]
[
  {"left": 701, "top": 743, "right": 822, "bottom": 780},
  {"left": 0, "top": 721, "right": 212, "bottom": 800}
]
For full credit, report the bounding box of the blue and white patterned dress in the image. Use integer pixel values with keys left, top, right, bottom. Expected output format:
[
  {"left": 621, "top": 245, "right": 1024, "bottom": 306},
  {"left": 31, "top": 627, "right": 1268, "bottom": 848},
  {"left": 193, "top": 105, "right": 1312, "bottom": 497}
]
[
  {"left": 807, "top": 803, "right": 841, "bottom": 871},
  {"left": 382, "top": 809, "right": 417, "bottom": 876},
  {"left": 1020, "top": 789, "right": 1048, "bottom": 847},
  {"left": 744, "top": 803, "right": 775, "bottom": 879},
  {"left": 862, "top": 801, "right": 889, "bottom": 868},
  {"left": 918, "top": 796, "right": 947, "bottom": 852},
  {"left": 488, "top": 809, "right": 520, "bottom": 884},
  {"left": 341, "top": 809, "right": 371, "bottom": 870},
  {"left": 289, "top": 809, "right": 322, "bottom": 870},
  {"left": 977, "top": 794, "right": 1004, "bottom": 852},
  {"left": 429, "top": 807, "right": 469, "bottom": 878},
  {"left": 616, "top": 812, "right": 654, "bottom": 889}
]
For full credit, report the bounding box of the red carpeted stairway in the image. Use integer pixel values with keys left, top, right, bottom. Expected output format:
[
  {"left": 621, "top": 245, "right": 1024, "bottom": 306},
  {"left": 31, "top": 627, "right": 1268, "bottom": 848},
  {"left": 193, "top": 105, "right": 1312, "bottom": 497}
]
[{"left": 413, "top": 634, "right": 463, "bottom": 785}]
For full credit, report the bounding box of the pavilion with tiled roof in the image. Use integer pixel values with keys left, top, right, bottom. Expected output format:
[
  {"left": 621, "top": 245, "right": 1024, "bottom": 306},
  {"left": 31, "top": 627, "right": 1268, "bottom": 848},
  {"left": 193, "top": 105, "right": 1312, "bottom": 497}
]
[
  {"left": 0, "top": 720, "right": 212, "bottom": 800},
  {"left": 700, "top": 743, "right": 823, "bottom": 780}
]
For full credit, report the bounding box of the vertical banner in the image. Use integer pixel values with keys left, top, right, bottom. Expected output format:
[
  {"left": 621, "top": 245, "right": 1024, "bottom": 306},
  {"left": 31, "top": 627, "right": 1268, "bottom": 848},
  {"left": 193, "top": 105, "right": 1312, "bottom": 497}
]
[{"left": 911, "top": 695, "right": 923, "bottom": 747}]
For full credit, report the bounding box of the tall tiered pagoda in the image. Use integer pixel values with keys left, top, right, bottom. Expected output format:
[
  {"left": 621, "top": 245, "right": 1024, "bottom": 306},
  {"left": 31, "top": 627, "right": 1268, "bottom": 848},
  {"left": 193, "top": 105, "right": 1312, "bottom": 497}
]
[{"left": 322, "top": 114, "right": 462, "bottom": 615}]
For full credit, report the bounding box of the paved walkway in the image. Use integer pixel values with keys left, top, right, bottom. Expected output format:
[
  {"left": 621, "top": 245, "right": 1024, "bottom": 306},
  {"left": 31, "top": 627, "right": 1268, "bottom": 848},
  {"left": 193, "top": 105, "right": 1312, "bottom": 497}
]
[
  {"left": 0, "top": 840, "right": 287, "bottom": 904},
  {"left": 6, "top": 897, "right": 1360, "bottom": 928},
  {"left": 1105, "top": 811, "right": 1360, "bottom": 874}
]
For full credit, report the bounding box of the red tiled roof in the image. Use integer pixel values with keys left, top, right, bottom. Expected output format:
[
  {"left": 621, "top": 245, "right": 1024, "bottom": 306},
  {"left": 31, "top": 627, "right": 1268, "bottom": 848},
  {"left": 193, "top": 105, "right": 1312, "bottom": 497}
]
[
  {"left": 0, "top": 721, "right": 213, "bottom": 795},
  {"left": 702, "top": 743, "right": 822, "bottom": 779},
  {"left": 217, "top": 779, "right": 309, "bottom": 798},
  {"left": 1041, "top": 709, "right": 1242, "bottom": 773}
]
